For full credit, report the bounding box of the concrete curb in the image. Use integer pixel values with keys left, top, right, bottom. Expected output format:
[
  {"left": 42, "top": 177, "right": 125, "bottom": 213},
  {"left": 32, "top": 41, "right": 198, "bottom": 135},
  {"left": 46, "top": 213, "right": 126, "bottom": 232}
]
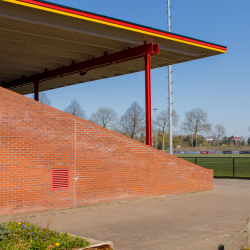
[{"left": 68, "top": 234, "right": 114, "bottom": 249}]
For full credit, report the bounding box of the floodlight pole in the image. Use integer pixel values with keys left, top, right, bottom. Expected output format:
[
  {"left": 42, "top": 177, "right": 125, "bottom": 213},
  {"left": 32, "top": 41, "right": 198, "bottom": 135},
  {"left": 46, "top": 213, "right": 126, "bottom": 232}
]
[
  {"left": 167, "top": 0, "right": 173, "bottom": 154},
  {"left": 153, "top": 108, "right": 158, "bottom": 148}
]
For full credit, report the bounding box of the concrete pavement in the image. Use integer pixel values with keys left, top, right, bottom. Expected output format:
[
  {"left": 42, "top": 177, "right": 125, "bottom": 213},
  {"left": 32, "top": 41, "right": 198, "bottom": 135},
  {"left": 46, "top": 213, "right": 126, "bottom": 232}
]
[{"left": 1, "top": 179, "right": 250, "bottom": 250}]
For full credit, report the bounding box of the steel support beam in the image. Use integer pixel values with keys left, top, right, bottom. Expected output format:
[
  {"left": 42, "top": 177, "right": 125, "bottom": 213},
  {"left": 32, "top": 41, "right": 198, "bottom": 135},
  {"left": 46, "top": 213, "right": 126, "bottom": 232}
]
[
  {"left": 34, "top": 81, "right": 39, "bottom": 101},
  {"left": 1, "top": 43, "right": 159, "bottom": 89},
  {"left": 145, "top": 53, "right": 152, "bottom": 146},
  {"left": 1, "top": 42, "right": 159, "bottom": 147}
]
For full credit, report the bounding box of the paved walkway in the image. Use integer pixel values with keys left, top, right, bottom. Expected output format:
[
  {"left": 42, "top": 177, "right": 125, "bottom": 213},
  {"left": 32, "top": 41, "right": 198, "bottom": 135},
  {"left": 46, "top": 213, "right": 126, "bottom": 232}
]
[{"left": 1, "top": 179, "right": 250, "bottom": 250}]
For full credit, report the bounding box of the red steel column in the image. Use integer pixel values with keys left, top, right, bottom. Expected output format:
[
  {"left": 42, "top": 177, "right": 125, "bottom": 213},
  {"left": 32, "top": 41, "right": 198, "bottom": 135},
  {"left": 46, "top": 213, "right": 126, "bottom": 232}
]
[
  {"left": 34, "top": 81, "right": 39, "bottom": 101},
  {"left": 145, "top": 53, "right": 152, "bottom": 146}
]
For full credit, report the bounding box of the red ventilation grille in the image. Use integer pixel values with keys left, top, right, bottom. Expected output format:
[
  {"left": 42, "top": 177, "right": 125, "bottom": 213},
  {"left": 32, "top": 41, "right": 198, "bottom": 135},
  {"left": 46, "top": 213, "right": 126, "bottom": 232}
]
[{"left": 52, "top": 169, "right": 69, "bottom": 190}]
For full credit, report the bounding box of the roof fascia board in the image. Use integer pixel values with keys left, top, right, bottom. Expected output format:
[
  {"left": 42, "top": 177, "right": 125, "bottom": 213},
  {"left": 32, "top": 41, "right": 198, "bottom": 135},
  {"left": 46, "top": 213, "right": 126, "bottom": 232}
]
[
  {"left": 0, "top": 6, "right": 203, "bottom": 57},
  {"left": 0, "top": 4, "right": 202, "bottom": 57},
  {"left": 1, "top": 0, "right": 227, "bottom": 53}
]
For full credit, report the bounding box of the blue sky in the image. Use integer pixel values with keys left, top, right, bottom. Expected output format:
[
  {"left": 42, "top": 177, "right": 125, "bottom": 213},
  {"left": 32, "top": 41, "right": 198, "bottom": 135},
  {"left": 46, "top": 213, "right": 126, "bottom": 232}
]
[{"left": 28, "top": 0, "right": 250, "bottom": 138}]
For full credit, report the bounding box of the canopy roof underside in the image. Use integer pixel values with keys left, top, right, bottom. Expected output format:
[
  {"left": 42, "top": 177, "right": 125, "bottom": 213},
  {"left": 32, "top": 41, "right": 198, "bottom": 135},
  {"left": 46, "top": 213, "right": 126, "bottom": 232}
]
[{"left": 0, "top": 0, "right": 227, "bottom": 95}]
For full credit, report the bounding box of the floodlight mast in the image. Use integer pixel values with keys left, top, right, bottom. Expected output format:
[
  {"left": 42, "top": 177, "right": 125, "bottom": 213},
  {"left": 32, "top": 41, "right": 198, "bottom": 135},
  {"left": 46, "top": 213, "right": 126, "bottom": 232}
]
[{"left": 167, "top": 0, "right": 173, "bottom": 155}]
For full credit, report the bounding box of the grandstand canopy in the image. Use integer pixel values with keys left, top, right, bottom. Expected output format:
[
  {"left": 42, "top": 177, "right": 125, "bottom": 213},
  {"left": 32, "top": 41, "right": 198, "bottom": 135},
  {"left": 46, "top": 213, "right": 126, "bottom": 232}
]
[{"left": 0, "top": 0, "right": 227, "bottom": 95}]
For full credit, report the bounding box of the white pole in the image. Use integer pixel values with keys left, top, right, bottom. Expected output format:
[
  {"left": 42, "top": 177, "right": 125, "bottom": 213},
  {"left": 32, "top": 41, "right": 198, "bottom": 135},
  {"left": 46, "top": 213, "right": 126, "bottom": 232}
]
[
  {"left": 167, "top": 0, "right": 173, "bottom": 155},
  {"left": 153, "top": 108, "right": 158, "bottom": 148}
]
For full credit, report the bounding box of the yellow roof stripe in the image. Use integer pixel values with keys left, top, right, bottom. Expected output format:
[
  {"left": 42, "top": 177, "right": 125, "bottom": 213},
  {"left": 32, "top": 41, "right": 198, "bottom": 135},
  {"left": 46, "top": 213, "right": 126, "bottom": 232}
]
[{"left": 2, "top": 0, "right": 226, "bottom": 53}]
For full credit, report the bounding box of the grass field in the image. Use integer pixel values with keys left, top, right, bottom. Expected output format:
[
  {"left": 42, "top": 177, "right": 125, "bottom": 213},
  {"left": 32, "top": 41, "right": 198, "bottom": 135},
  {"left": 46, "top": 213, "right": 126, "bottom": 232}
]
[
  {"left": 176, "top": 155, "right": 250, "bottom": 178},
  {"left": 175, "top": 154, "right": 250, "bottom": 158}
]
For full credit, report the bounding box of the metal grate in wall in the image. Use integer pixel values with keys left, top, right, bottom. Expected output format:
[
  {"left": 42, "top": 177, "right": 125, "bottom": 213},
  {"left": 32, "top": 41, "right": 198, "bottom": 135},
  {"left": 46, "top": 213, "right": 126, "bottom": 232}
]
[{"left": 52, "top": 169, "right": 69, "bottom": 190}]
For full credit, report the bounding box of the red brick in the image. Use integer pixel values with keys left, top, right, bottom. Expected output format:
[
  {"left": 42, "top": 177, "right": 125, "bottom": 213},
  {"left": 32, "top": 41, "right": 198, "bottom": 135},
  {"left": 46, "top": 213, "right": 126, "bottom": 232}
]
[{"left": 0, "top": 87, "right": 213, "bottom": 216}]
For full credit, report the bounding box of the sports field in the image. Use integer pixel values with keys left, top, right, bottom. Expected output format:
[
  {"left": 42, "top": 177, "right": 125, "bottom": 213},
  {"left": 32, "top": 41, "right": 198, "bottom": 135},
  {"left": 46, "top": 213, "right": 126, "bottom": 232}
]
[
  {"left": 177, "top": 155, "right": 250, "bottom": 178},
  {"left": 175, "top": 154, "right": 250, "bottom": 158}
]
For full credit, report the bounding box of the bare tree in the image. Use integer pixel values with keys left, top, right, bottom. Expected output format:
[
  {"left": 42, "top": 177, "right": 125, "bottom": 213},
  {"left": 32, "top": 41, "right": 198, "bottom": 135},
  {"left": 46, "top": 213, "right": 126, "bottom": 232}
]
[
  {"left": 181, "top": 108, "right": 211, "bottom": 146},
  {"left": 154, "top": 109, "right": 179, "bottom": 150},
  {"left": 89, "top": 107, "right": 118, "bottom": 130},
  {"left": 39, "top": 92, "right": 52, "bottom": 106},
  {"left": 213, "top": 124, "right": 226, "bottom": 140},
  {"left": 64, "top": 99, "right": 87, "bottom": 119},
  {"left": 120, "top": 102, "right": 145, "bottom": 139}
]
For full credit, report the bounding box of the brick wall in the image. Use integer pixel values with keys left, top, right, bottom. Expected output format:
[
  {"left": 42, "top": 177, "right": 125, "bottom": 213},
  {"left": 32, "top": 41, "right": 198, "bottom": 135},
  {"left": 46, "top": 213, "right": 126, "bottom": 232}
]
[{"left": 0, "top": 87, "right": 213, "bottom": 216}]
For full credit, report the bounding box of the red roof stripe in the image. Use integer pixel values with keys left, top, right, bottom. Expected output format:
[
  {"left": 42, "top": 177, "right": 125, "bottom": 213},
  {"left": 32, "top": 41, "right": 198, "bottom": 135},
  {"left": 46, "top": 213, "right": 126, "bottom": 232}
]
[{"left": 14, "top": 0, "right": 227, "bottom": 51}]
